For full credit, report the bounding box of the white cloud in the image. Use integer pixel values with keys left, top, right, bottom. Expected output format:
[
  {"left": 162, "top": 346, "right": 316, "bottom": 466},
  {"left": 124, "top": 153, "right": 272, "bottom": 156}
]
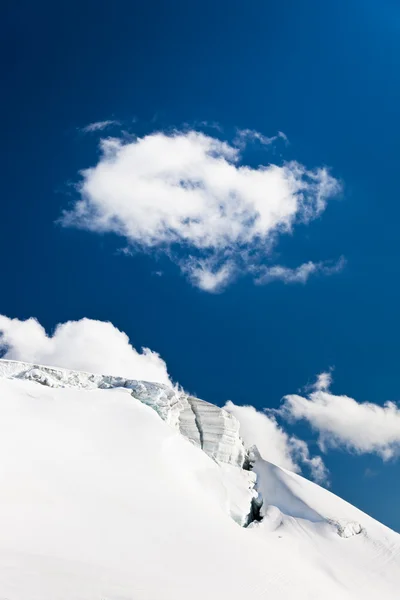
[
  {"left": 224, "top": 401, "right": 298, "bottom": 471},
  {"left": 233, "top": 128, "right": 288, "bottom": 149},
  {"left": 224, "top": 401, "right": 328, "bottom": 484},
  {"left": 181, "top": 258, "right": 235, "bottom": 292},
  {"left": 82, "top": 120, "right": 119, "bottom": 133},
  {"left": 313, "top": 371, "right": 333, "bottom": 391},
  {"left": 0, "top": 315, "right": 170, "bottom": 385},
  {"left": 256, "top": 257, "right": 346, "bottom": 285},
  {"left": 288, "top": 437, "right": 329, "bottom": 485},
  {"left": 61, "top": 129, "right": 341, "bottom": 290},
  {"left": 279, "top": 374, "right": 400, "bottom": 460}
]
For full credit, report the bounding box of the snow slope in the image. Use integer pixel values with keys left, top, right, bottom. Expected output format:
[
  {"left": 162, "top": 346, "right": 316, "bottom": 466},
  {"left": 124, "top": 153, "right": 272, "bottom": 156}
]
[
  {"left": 0, "top": 359, "right": 247, "bottom": 467},
  {"left": 0, "top": 359, "right": 399, "bottom": 600}
]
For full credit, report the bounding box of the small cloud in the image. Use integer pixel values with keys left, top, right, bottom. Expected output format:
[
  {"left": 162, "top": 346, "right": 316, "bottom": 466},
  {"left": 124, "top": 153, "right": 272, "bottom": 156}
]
[
  {"left": 256, "top": 257, "right": 346, "bottom": 285},
  {"left": 182, "top": 258, "right": 234, "bottom": 293},
  {"left": 277, "top": 372, "right": 400, "bottom": 461},
  {"left": 117, "top": 246, "right": 133, "bottom": 256},
  {"left": 233, "top": 128, "right": 288, "bottom": 149},
  {"left": 288, "top": 437, "right": 330, "bottom": 485},
  {"left": 191, "top": 120, "right": 223, "bottom": 132},
  {"left": 313, "top": 371, "right": 333, "bottom": 392},
  {"left": 81, "top": 120, "right": 120, "bottom": 133},
  {"left": 277, "top": 131, "right": 289, "bottom": 144}
]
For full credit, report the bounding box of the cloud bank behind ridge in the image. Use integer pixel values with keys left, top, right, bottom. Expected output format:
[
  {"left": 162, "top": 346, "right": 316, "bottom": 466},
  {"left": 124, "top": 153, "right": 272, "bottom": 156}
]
[{"left": 0, "top": 315, "right": 171, "bottom": 385}]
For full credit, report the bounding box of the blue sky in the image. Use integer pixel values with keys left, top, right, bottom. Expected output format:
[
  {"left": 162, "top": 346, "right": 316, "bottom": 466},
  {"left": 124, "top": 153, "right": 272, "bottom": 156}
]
[{"left": 2, "top": 0, "right": 400, "bottom": 529}]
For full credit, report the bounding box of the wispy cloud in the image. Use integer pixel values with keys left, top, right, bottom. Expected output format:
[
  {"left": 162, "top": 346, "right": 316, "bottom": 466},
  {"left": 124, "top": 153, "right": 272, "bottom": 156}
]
[
  {"left": 256, "top": 257, "right": 346, "bottom": 285},
  {"left": 181, "top": 258, "right": 235, "bottom": 293},
  {"left": 81, "top": 120, "right": 120, "bottom": 133},
  {"left": 61, "top": 128, "right": 342, "bottom": 291},
  {"left": 233, "top": 128, "right": 288, "bottom": 149}
]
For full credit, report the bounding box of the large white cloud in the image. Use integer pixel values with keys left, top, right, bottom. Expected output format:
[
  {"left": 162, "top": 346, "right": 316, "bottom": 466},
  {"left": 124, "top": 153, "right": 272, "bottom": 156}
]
[
  {"left": 224, "top": 401, "right": 328, "bottom": 484},
  {"left": 279, "top": 373, "right": 400, "bottom": 460},
  {"left": 0, "top": 315, "right": 171, "bottom": 385},
  {"left": 61, "top": 129, "right": 342, "bottom": 291}
]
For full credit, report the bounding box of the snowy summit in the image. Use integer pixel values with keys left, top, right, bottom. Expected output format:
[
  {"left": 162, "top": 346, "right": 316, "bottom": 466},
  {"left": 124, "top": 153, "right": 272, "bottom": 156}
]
[{"left": 0, "top": 359, "right": 399, "bottom": 599}]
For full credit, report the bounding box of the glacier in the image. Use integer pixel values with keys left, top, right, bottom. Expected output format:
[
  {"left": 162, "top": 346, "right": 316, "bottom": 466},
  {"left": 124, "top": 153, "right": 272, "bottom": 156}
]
[
  {"left": 0, "top": 359, "right": 247, "bottom": 466},
  {"left": 0, "top": 358, "right": 399, "bottom": 600},
  {"left": 0, "top": 359, "right": 257, "bottom": 527}
]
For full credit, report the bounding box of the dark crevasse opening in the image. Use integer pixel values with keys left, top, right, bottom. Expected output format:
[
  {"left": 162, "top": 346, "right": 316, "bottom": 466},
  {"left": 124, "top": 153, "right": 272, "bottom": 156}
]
[
  {"left": 244, "top": 495, "right": 264, "bottom": 528},
  {"left": 242, "top": 449, "right": 264, "bottom": 527}
]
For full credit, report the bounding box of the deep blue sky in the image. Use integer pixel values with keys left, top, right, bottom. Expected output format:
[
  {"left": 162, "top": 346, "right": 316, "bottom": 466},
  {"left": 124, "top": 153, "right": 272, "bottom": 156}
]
[{"left": 2, "top": 0, "right": 400, "bottom": 529}]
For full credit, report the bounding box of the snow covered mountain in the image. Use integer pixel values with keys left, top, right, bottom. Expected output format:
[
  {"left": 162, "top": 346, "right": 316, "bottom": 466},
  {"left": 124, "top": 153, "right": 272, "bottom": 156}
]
[{"left": 0, "top": 359, "right": 399, "bottom": 600}]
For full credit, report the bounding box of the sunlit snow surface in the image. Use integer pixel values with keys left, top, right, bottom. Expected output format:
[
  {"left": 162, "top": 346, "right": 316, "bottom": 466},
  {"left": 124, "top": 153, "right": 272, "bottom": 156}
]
[{"left": 0, "top": 359, "right": 399, "bottom": 600}]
